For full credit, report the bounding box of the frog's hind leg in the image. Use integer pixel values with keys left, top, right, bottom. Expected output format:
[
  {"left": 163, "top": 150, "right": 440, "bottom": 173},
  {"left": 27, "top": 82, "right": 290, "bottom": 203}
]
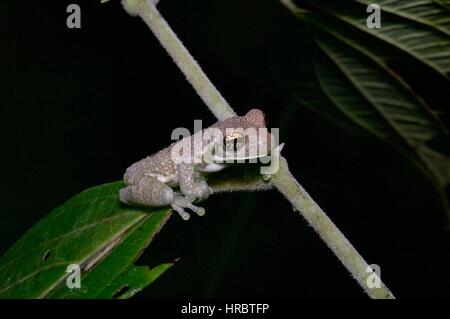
[
  {"left": 120, "top": 175, "right": 174, "bottom": 207},
  {"left": 120, "top": 175, "right": 204, "bottom": 221}
]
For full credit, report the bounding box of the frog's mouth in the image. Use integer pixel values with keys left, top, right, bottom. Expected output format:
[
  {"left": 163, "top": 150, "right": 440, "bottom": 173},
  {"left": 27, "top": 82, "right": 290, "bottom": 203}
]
[
  {"left": 210, "top": 143, "right": 283, "bottom": 163},
  {"left": 212, "top": 152, "right": 270, "bottom": 163}
]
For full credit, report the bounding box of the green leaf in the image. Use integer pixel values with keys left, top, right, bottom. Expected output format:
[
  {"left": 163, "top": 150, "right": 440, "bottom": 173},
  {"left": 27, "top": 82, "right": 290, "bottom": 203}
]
[
  {"left": 0, "top": 182, "right": 173, "bottom": 299},
  {"left": 95, "top": 263, "right": 174, "bottom": 299}
]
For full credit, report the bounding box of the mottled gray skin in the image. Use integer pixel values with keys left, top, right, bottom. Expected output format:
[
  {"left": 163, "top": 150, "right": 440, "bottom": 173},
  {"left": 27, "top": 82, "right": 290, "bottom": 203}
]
[{"left": 120, "top": 109, "right": 272, "bottom": 220}]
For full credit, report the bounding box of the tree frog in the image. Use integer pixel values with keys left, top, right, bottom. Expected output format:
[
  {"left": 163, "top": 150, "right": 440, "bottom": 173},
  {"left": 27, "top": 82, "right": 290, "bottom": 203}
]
[{"left": 120, "top": 109, "right": 276, "bottom": 220}]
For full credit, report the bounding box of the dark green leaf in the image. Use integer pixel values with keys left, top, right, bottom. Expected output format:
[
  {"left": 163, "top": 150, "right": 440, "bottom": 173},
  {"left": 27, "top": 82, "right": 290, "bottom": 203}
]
[
  {"left": 301, "top": 0, "right": 450, "bottom": 78},
  {"left": 432, "top": 0, "right": 450, "bottom": 11},
  {"left": 355, "top": 0, "right": 450, "bottom": 36},
  {"left": 279, "top": 0, "right": 450, "bottom": 210},
  {"left": 0, "top": 182, "right": 173, "bottom": 299}
]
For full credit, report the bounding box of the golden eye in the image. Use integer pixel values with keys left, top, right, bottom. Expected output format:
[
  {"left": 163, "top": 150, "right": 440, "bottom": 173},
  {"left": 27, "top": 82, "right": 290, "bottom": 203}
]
[
  {"left": 226, "top": 132, "right": 242, "bottom": 141},
  {"left": 224, "top": 132, "right": 244, "bottom": 152}
]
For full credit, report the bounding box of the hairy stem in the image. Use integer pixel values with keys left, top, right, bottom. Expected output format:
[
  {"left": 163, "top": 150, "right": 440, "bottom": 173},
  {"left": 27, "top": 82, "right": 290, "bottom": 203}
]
[
  {"left": 122, "top": 0, "right": 235, "bottom": 121},
  {"left": 273, "top": 158, "right": 394, "bottom": 298},
  {"left": 121, "top": 0, "right": 395, "bottom": 299}
]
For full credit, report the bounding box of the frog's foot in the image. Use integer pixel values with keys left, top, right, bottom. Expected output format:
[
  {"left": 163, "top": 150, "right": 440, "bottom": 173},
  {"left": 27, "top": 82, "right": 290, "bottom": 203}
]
[
  {"left": 181, "top": 180, "right": 213, "bottom": 204},
  {"left": 171, "top": 195, "right": 206, "bottom": 220}
]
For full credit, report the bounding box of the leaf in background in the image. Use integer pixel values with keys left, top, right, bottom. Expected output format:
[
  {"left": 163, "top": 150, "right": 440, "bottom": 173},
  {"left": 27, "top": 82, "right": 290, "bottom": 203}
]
[
  {"left": 314, "top": 29, "right": 450, "bottom": 183},
  {"left": 276, "top": 0, "right": 450, "bottom": 217},
  {"left": 355, "top": 0, "right": 450, "bottom": 35},
  {"left": 432, "top": 0, "right": 450, "bottom": 11},
  {"left": 278, "top": 47, "right": 365, "bottom": 132},
  {"left": 0, "top": 182, "right": 173, "bottom": 299},
  {"left": 301, "top": 0, "right": 450, "bottom": 78}
]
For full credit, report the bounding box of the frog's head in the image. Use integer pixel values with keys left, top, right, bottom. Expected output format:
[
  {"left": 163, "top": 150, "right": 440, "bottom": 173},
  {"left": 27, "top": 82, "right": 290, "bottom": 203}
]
[{"left": 209, "top": 109, "right": 274, "bottom": 163}]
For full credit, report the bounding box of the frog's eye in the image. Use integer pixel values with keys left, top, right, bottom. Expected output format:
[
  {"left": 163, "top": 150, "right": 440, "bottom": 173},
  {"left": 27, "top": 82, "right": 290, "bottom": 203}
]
[{"left": 223, "top": 132, "right": 244, "bottom": 152}]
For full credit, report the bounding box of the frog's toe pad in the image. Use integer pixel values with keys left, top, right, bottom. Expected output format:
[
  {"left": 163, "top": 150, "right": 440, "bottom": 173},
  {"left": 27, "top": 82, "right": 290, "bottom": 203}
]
[
  {"left": 171, "top": 203, "right": 191, "bottom": 220},
  {"left": 172, "top": 196, "right": 206, "bottom": 219}
]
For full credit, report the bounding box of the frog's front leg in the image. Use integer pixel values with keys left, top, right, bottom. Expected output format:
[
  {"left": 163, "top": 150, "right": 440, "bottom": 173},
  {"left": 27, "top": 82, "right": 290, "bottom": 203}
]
[
  {"left": 165, "top": 162, "right": 212, "bottom": 220},
  {"left": 177, "top": 162, "right": 212, "bottom": 202},
  {"left": 172, "top": 194, "right": 206, "bottom": 220}
]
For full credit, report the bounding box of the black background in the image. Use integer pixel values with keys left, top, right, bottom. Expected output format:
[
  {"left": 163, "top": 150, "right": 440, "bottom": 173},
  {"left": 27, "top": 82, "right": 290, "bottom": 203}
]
[{"left": 1, "top": 0, "right": 449, "bottom": 299}]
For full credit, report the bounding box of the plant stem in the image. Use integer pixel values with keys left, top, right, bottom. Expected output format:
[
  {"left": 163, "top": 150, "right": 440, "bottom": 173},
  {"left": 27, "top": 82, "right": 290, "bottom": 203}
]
[
  {"left": 122, "top": 0, "right": 235, "bottom": 121},
  {"left": 121, "top": 0, "right": 395, "bottom": 299},
  {"left": 273, "top": 158, "right": 394, "bottom": 298}
]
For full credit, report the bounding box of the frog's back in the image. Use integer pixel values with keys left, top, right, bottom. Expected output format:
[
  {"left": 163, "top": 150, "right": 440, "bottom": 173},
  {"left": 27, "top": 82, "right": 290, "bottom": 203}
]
[{"left": 123, "top": 144, "right": 178, "bottom": 186}]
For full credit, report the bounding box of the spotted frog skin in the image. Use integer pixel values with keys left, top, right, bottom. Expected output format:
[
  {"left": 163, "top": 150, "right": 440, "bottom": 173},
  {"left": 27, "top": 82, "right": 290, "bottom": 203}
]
[{"left": 120, "top": 109, "right": 273, "bottom": 220}]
